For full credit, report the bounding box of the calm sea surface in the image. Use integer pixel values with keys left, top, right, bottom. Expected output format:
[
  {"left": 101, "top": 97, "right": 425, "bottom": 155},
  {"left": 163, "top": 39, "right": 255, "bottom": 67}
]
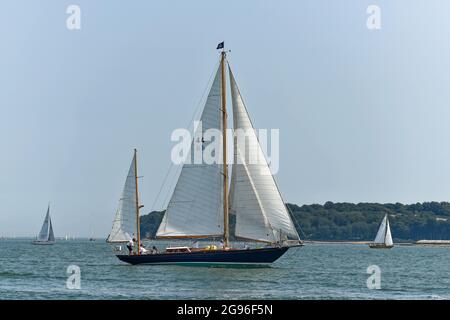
[{"left": 0, "top": 239, "right": 449, "bottom": 299}]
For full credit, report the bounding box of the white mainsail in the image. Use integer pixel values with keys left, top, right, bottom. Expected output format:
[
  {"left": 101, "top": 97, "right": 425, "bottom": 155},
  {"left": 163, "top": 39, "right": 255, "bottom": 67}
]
[
  {"left": 373, "top": 216, "right": 387, "bottom": 244},
  {"left": 228, "top": 67, "right": 299, "bottom": 243},
  {"left": 37, "top": 205, "right": 55, "bottom": 242},
  {"left": 156, "top": 64, "right": 224, "bottom": 238},
  {"left": 373, "top": 214, "right": 393, "bottom": 245},
  {"left": 107, "top": 153, "right": 138, "bottom": 243}
]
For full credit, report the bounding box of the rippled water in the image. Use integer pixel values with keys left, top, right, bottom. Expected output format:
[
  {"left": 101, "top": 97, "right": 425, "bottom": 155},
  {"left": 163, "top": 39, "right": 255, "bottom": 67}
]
[{"left": 0, "top": 239, "right": 449, "bottom": 299}]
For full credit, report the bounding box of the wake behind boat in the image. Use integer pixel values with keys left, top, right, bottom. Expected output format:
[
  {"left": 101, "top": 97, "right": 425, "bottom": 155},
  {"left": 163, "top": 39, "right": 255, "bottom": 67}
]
[
  {"left": 33, "top": 205, "right": 55, "bottom": 245},
  {"left": 107, "top": 44, "right": 303, "bottom": 265}
]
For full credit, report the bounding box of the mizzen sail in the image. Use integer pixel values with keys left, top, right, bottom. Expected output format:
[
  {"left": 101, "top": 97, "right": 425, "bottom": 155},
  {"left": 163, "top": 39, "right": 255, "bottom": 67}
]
[
  {"left": 107, "top": 153, "right": 138, "bottom": 243},
  {"left": 156, "top": 64, "right": 224, "bottom": 238},
  {"left": 228, "top": 67, "right": 299, "bottom": 243}
]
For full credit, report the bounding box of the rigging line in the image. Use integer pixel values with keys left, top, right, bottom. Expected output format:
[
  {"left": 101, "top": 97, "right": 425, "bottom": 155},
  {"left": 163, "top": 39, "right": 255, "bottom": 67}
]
[
  {"left": 149, "top": 59, "right": 221, "bottom": 213},
  {"left": 160, "top": 166, "right": 178, "bottom": 214},
  {"left": 149, "top": 161, "right": 173, "bottom": 212},
  {"left": 285, "top": 203, "right": 308, "bottom": 241}
]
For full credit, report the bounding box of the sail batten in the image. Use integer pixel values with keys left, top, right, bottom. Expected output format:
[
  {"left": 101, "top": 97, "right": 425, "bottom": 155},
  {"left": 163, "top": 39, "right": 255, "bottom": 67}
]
[
  {"left": 228, "top": 66, "right": 299, "bottom": 243},
  {"left": 107, "top": 154, "right": 138, "bottom": 243},
  {"left": 156, "top": 64, "right": 224, "bottom": 239}
]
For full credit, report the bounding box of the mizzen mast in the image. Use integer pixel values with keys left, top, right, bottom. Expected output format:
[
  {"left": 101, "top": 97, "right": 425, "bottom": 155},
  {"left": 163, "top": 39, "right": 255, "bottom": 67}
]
[{"left": 134, "top": 148, "right": 143, "bottom": 254}]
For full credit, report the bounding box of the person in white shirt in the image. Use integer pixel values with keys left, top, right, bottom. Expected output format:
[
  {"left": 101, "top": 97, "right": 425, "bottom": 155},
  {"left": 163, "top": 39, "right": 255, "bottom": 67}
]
[
  {"left": 139, "top": 243, "right": 148, "bottom": 254},
  {"left": 127, "top": 238, "right": 135, "bottom": 255}
]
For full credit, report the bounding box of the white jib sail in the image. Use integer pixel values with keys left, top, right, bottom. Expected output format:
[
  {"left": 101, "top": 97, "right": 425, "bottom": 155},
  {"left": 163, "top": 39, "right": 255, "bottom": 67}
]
[
  {"left": 384, "top": 218, "right": 393, "bottom": 246},
  {"left": 228, "top": 67, "right": 299, "bottom": 243},
  {"left": 374, "top": 215, "right": 388, "bottom": 244},
  {"left": 48, "top": 216, "right": 55, "bottom": 242},
  {"left": 107, "top": 153, "right": 138, "bottom": 243},
  {"left": 156, "top": 64, "right": 224, "bottom": 238}
]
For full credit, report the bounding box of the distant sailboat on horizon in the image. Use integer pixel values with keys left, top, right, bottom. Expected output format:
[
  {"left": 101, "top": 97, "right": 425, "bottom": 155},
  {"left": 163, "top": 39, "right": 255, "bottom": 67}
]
[
  {"left": 369, "top": 214, "right": 393, "bottom": 249},
  {"left": 33, "top": 205, "right": 55, "bottom": 245},
  {"left": 89, "top": 213, "right": 96, "bottom": 241}
]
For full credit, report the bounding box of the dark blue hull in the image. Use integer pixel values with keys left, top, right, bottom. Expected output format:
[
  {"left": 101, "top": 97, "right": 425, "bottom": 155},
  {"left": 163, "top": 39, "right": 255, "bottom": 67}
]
[{"left": 116, "top": 246, "right": 291, "bottom": 265}]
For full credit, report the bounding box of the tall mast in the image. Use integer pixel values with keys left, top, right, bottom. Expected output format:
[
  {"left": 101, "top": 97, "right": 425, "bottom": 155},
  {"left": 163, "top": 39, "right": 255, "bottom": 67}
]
[
  {"left": 221, "top": 50, "right": 229, "bottom": 248},
  {"left": 134, "top": 148, "right": 141, "bottom": 254}
]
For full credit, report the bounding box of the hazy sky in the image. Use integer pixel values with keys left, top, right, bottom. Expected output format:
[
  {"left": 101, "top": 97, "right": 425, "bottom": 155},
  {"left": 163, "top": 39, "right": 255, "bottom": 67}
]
[{"left": 1, "top": 1, "right": 449, "bottom": 237}]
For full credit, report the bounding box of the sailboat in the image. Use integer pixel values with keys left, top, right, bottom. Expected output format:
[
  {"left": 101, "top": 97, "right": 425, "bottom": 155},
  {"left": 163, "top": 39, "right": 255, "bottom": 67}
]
[
  {"left": 33, "top": 205, "right": 55, "bottom": 245},
  {"left": 108, "top": 44, "right": 303, "bottom": 265},
  {"left": 369, "top": 214, "right": 393, "bottom": 249},
  {"left": 89, "top": 214, "right": 96, "bottom": 241}
]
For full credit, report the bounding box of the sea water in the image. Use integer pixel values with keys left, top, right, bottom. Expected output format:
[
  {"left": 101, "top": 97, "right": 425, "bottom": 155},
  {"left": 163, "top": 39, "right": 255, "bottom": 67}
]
[{"left": 0, "top": 239, "right": 449, "bottom": 299}]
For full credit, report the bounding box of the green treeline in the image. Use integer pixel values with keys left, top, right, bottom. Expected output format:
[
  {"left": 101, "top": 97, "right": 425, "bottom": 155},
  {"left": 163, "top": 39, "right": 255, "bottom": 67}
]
[{"left": 140, "top": 202, "right": 450, "bottom": 241}]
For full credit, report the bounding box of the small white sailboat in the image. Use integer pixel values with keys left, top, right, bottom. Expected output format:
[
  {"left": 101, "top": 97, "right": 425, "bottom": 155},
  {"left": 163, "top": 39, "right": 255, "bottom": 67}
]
[
  {"left": 369, "top": 214, "right": 393, "bottom": 249},
  {"left": 33, "top": 205, "right": 55, "bottom": 245},
  {"left": 89, "top": 213, "right": 96, "bottom": 241}
]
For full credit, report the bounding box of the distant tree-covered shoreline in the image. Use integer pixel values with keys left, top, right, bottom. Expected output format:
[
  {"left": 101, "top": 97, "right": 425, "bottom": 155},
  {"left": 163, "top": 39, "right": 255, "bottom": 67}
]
[{"left": 140, "top": 202, "right": 450, "bottom": 241}]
